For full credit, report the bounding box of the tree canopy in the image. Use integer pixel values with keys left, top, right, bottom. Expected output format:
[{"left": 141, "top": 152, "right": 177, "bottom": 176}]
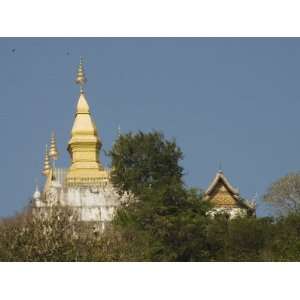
[
  {"left": 109, "top": 131, "right": 184, "bottom": 196},
  {"left": 263, "top": 172, "right": 300, "bottom": 214},
  {"left": 108, "top": 131, "right": 212, "bottom": 261}
]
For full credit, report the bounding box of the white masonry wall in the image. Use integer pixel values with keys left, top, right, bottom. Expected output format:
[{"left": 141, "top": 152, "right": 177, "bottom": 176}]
[
  {"left": 63, "top": 184, "right": 121, "bottom": 222},
  {"left": 32, "top": 179, "right": 124, "bottom": 228}
]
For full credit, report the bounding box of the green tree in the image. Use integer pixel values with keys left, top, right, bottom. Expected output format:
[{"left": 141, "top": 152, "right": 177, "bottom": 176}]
[
  {"left": 226, "top": 216, "right": 274, "bottom": 261},
  {"left": 206, "top": 215, "right": 274, "bottom": 261},
  {"left": 265, "top": 212, "right": 300, "bottom": 261},
  {"left": 112, "top": 186, "right": 211, "bottom": 261},
  {"left": 109, "top": 131, "right": 184, "bottom": 196},
  {"left": 206, "top": 214, "right": 230, "bottom": 261},
  {"left": 108, "top": 131, "right": 211, "bottom": 261}
]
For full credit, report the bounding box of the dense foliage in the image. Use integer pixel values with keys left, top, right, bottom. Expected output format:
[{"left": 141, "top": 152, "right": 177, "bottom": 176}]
[
  {"left": 2, "top": 208, "right": 300, "bottom": 261},
  {"left": 109, "top": 131, "right": 184, "bottom": 196},
  {"left": 108, "top": 131, "right": 212, "bottom": 261},
  {"left": 1, "top": 130, "right": 300, "bottom": 261}
]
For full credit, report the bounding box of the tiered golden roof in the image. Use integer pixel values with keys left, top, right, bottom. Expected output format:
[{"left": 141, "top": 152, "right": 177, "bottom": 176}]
[{"left": 66, "top": 58, "right": 109, "bottom": 186}]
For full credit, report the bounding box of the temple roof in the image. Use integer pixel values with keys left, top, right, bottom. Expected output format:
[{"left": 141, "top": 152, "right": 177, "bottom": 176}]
[
  {"left": 205, "top": 170, "right": 255, "bottom": 211},
  {"left": 205, "top": 170, "right": 239, "bottom": 196}
]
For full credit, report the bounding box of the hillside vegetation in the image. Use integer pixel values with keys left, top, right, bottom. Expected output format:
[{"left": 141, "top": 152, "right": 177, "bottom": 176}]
[{"left": 1, "top": 131, "right": 300, "bottom": 262}]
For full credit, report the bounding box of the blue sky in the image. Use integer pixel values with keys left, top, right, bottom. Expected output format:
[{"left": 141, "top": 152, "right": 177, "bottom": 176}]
[{"left": 0, "top": 38, "right": 299, "bottom": 217}]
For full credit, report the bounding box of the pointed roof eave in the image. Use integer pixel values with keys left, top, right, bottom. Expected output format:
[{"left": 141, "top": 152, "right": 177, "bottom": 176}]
[
  {"left": 238, "top": 197, "right": 256, "bottom": 211},
  {"left": 205, "top": 170, "right": 239, "bottom": 196}
]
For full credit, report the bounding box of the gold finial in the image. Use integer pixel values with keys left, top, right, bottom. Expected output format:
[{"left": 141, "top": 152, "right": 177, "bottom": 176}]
[
  {"left": 49, "top": 131, "right": 59, "bottom": 161},
  {"left": 75, "top": 57, "right": 87, "bottom": 94},
  {"left": 42, "top": 144, "right": 51, "bottom": 176}
]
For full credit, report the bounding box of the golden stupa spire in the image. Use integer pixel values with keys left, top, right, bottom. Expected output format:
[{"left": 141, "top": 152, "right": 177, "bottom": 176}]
[
  {"left": 66, "top": 58, "right": 108, "bottom": 186},
  {"left": 75, "top": 57, "right": 87, "bottom": 94},
  {"left": 49, "top": 131, "right": 59, "bottom": 161},
  {"left": 42, "top": 144, "right": 51, "bottom": 176}
]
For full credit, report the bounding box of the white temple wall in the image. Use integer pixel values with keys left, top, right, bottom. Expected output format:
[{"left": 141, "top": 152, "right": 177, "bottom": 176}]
[
  {"left": 33, "top": 180, "right": 123, "bottom": 223},
  {"left": 208, "top": 207, "right": 248, "bottom": 219}
]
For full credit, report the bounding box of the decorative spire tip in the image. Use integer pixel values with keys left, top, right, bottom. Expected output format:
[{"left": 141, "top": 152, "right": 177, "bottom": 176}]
[
  {"left": 75, "top": 57, "right": 87, "bottom": 94},
  {"left": 43, "top": 144, "right": 51, "bottom": 176},
  {"left": 49, "top": 131, "right": 59, "bottom": 161}
]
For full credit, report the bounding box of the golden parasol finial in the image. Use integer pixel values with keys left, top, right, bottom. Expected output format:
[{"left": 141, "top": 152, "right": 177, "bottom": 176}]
[
  {"left": 42, "top": 144, "right": 51, "bottom": 176},
  {"left": 75, "top": 57, "right": 87, "bottom": 94},
  {"left": 49, "top": 131, "right": 59, "bottom": 161}
]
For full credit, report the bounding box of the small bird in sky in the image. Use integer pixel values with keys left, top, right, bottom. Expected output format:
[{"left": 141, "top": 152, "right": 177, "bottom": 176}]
[
  {"left": 66, "top": 51, "right": 70, "bottom": 56},
  {"left": 11, "top": 48, "right": 16, "bottom": 53}
]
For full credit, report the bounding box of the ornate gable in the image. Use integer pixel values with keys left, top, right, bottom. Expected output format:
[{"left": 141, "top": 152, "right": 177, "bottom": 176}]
[{"left": 205, "top": 171, "right": 253, "bottom": 211}]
